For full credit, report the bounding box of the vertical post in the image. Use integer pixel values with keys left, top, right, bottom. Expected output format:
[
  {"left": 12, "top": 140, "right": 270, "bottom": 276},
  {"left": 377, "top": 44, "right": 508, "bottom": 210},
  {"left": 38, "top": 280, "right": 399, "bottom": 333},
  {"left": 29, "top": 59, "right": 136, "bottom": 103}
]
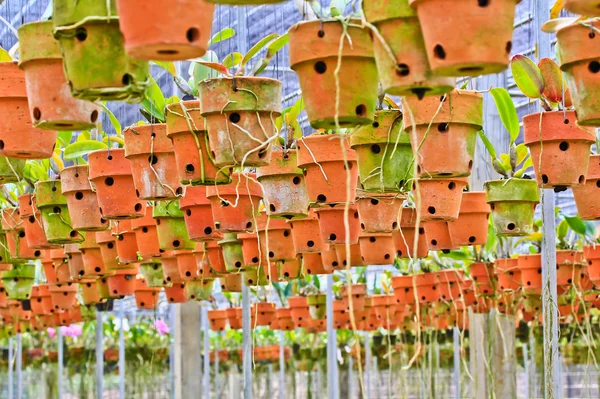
[
  {"left": 529, "top": 331, "right": 536, "bottom": 398},
  {"left": 96, "top": 311, "right": 104, "bottom": 399},
  {"left": 58, "top": 327, "right": 63, "bottom": 399},
  {"left": 119, "top": 303, "right": 125, "bottom": 399},
  {"left": 8, "top": 337, "right": 13, "bottom": 399},
  {"left": 365, "top": 334, "right": 371, "bottom": 399},
  {"left": 242, "top": 282, "right": 252, "bottom": 399},
  {"left": 326, "top": 274, "right": 338, "bottom": 399},
  {"left": 348, "top": 355, "right": 354, "bottom": 399},
  {"left": 468, "top": 308, "right": 489, "bottom": 398},
  {"left": 215, "top": 334, "right": 220, "bottom": 399},
  {"left": 170, "top": 304, "right": 182, "bottom": 399},
  {"left": 180, "top": 303, "right": 202, "bottom": 399},
  {"left": 453, "top": 327, "right": 461, "bottom": 398},
  {"left": 279, "top": 330, "right": 285, "bottom": 399},
  {"left": 16, "top": 334, "right": 22, "bottom": 399},
  {"left": 268, "top": 364, "right": 273, "bottom": 396},
  {"left": 523, "top": 344, "right": 530, "bottom": 399},
  {"left": 203, "top": 307, "right": 210, "bottom": 399},
  {"left": 491, "top": 311, "right": 516, "bottom": 398}
]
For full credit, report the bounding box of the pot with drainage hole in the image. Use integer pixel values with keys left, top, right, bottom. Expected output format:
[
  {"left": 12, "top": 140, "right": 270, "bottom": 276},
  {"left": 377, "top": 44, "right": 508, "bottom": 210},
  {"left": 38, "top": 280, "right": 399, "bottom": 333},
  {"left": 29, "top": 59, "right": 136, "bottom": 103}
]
[
  {"left": 447, "top": 191, "right": 491, "bottom": 246},
  {"left": 307, "top": 294, "right": 327, "bottom": 320},
  {"left": 219, "top": 234, "right": 251, "bottom": 273},
  {"left": 257, "top": 214, "right": 296, "bottom": 263},
  {"left": 174, "top": 250, "right": 199, "bottom": 281},
  {"left": 484, "top": 178, "right": 539, "bottom": 237},
  {"left": 88, "top": 149, "right": 146, "bottom": 220},
  {"left": 95, "top": 229, "right": 123, "bottom": 270},
  {"left": 278, "top": 257, "right": 301, "bottom": 280},
  {"left": 392, "top": 207, "right": 429, "bottom": 259},
  {"left": 79, "top": 232, "right": 110, "bottom": 278},
  {"left": 134, "top": 277, "right": 161, "bottom": 310},
  {"left": 523, "top": 111, "right": 595, "bottom": 189},
  {"left": 423, "top": 221, "right": 457, "bottom": 252},
  {"left": 356, "top": 191, "right": 404, "bottom": 233},
  {"left": 179, "top": 186, "right": 223, "bottom": 242},
  {"left": 106, "top": 267, "right": 139, "bottom": 297},
  {"left": 1, "top": 263, "right": 36, "bottom": 300},
  {"left": 131, "top": 206, "right": 161, "bottom": 259},
  {"left": 124, "top": 124, "right": 182, "bottom": 200},
  {"left": 1, "top": 208, "right": 44, "bottom": 261},
  {"left": 52, "top": 0, "right": 150, "bottom": 102},
  {"left": 517, "top": 254, "right": 542, "bottom": 296},
  {"left": 112, "top": 219, "right": 139, "bottom": 263},
  {"left": 184, "top": 278, "right": 214, "bottom": 301},
  {"left": 358, "top": 233, "right": 395, "bottom": 265},
  {"left": 153, "top": 200, "right": 195, "bottom": 251},
  {"left": 288, "top": 209, "right": 327, "bottom": 253},
  {"left": 18, "top": 194, "right": 61, "bottom": 250},
  {"left": 61, "top": 165, "right": 108, "bottom": 232},
  {"left": 35, "top": 180, "right": 84, "bottom": 245},
  {"left": 494, "top": 258, "right": 521, "bottom": 292},
  {"left": 469, "top": 262, "right": 496, "bottom": 298},
  {"left": 220, "top": 273, "right": 242, "bottom": 292},
  {"left": 198, "top": 77, "right": 281, "bottom": 168},
  {"left": 314, "top": 205, "right": 361, "bottom": 245},
  {"left": 164, "top": 282, "right": 187, "bottom": 304},
  {"left": 415, "top": 177, "right": 468, "bottom": 222},
  {"left": 243, "top": 262, "right": 279, "bottom": 286},
  {"left": 573, "top": 155, "right": 600, "bottom": 220},
  {"left": 140, "top": 260, "right": 170, "bottom": 288}
]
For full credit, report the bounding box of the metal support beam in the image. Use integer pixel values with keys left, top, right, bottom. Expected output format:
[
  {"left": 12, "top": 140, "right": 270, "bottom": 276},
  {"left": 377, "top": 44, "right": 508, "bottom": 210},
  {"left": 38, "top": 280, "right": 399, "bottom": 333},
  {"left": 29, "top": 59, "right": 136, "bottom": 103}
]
[
  {"left": 279, "top": 330, "right": 285, "bottom": 399},
  {"left": 119, "top": 302, "right": 125, "bottom": 399},
  {"left": 523, "top": 344, "right": 530, "bottom": 399},
  {"left": 468, "top": 309, "right": 489, "bottom": 398},
  {"left": 242, "top": 282, "right": 252, "bottom": 399},
  {"left": 8, "top": 337, "right": 13, "bottom": 399},
  {"left": 491, "top": 311, "right": 516, "bottom": 398},
  {"left": 58, "top": 327, "right": 63, "bottom": 399},
  {"left": 180, "top": 303, "right": 201, "bottom": 399},
  {"left": 215, "top": 334, "right": 220, "bottom": 399},
  {"left": 96, "top": 311, "right": 103, "bottom": 399},
  {"left": 453, "top": 327, "right": 460, "bottom": 398},
  {"left": 203, "top": 307, "right": 210, "bottom": 399},
  {"left": 16, "top": 334, "right": 21, "bottom": 399},
  {"left": 365, "top": 334, "right": 371, "bottom": 399},
  {"left": 326, "top": 274, "right": 338, "bottom": 399}
]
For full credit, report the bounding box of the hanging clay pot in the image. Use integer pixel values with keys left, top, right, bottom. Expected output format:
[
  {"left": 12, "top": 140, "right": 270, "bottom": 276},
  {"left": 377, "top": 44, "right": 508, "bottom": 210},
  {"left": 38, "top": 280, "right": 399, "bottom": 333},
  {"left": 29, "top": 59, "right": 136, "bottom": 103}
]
[
  {"left": 30, "top": 285, "right": 53, "bottom": 315},
  {"left": 297, "top": 133, "right": 358, "bottom": 205},
  {"left": 278, "top": 258, "right": 302, "bottom": 280},
  {"left": 276, "top": 308, "right": 295, "bottom": 331},
  {"left": 205, "top": 241, "right": 226, "bottom": 275},
  {"left": 18, "top": 194, "right": 60, "bottom": 250},
  {"left": 238, "top": 231, "right": 261, "bottom": 269},
  {"left": 289, "top": 19, "right": 377, "bottom": 128},
  {"left": 257, "top": 216, "right": 296, "bottom": 262},
  {"left": 494, "top": 258, "right": 521, "bottom": 292},
  {"left": 0, "top": 157, "right": 25, "bottom": 184},
  {"left": 0, "top": 62, "right": 57, "bottom": 159},
  {"left": 41, "top": 251, "right": 57, "bottom": 284},
  {"left": 185, "top": 278, "right": 213, "bottom": 301},
  {"left": 436, "top": 269, "right": 464, "bottom": 302},
  {"left": 484, "top": 178, "right": 539, "bottom": 236},
  {"left": 64, "top": 244, "right": 84, "bottom": 281},
  {"left": 79, "top": 232, "right": 110, "bottom": 277},
  {"left": 35, "top": 180, "right": 84, "bottom": 244},
  {"left": 52, "top": 0, "right": 150, "bottom": 102},
  {"left": 131, "top": 205, "right": 161, "bottom": 259},
  {"left": 333, "top": 300, "right": 351, "bottom": 329},
  {"left": 198, "top": 77, "right": 281, "bottom": 168},
  {"left": 115, "top": 0, "right": 215, "bottom": 60},
  {"left": 194, "top": 243, "right": 215, "bottom": 279},
  {"left": 393, "top": 208, "right": 429, "bottom": 258},
  {"left": 174, "top": 250, "right": 198, "bottom": 280},
  {"left": 179, "top": 186, "right": 223, "bottom": 242},
  {"left": 134, "top": 278, "right": 161, "bottom": 310},
  {"left": 153, "top": 200, "right": 195, "bottom": 251},
  {"left": 61, "top": 165, "right": 108, "bottom": 232},
  {"left": 351, "top": 110, "right": 413, "bottom": 192},
  {"left": 556, "top": 250, "right": 584, "bottom": 290},
  {"left": 18, "top": 21, "right": 98, "bottom": 130},
  {"left": 469, "top": 262, "right": 496, "bottom": 297},
  {"left": 307, "top": 294, "right": 327, "bottom": 320},
  {"left": 226, "top": 307, "right": 242, "bottom": 329},
  {"left": 207, "top": 309, "right": 228, "bottom": 331},
  {"left": 88, "top": 149, "right": 146, "bottom": 220},
  {"left": 340, "top": 284, "right": 366, "bottom": 312},
  {"left": 219, "top": 273, "right": 242, "bottom": 293},
  {"left": 447, "top": 191, "right": 490, "bottom": 246},
  {"left": 358, "top": 233, "right": 395, "bottom": 265},
  {"left": 415, "top": 177, "right": 468, "bottom": 222},
  {"left": 356, "top": 192, "right": 404, "bottom": 233},
  {"left": 409, "top": 0, "right": 519, "bottom": 76},
  {"left": 370, "top": 294, "right": 397, "bottom": 324},
  {"left": 564, "top": 0, "right": 600, "bottom": 16},
  {"left": 106, "top": 267, "right": 139, "bottom": 297},
  {"left": 161, "top": 251, "right": 183, "bottom": 285},
  {"left": 165, "top": 100, "right": 230, "bottom": 186},
  {"left": 556, "top": 21, "right": 600, "bottom": 126},
  {"left": 315, "top": 205, "right": 360, "bottom": 245},
  {"left": 80, "top": 279, "right": 102, "bottom": 305},
  {"left": 333, "top": 243, "right": 365, "bottom": 268},
  {"left": 141, "top": 261, "right": 169, "bottom": 288},
  {"left": 164, "top": 283, "right": 187, "bottom": 304},
  {"left": 124, "top": 124, "right": 182, "bottom": 200},
  {"left": 403, "top": 90, "right": 482, "bottom": 177},
  {"left": 250, "top": 302, "right": 276, "bottom": 327},
  {"left": 584, "top": 245, "right": 600, "bottom": 285},
  {"left": 243, "top": 262, "right": 279, "bottom": 286},
  {"left": 301, "top": 252, "right": 331, "bottom": 276},
  {"left": 362, "top": 0, "right": 455, "bottom": 97},
  {"left": 256, "top": 149, "right": 309, "bottom": 219},
  {"left": 49, "top": 282, "right": 79, "bottom": 310},
  {"left": 573, "top": 154, "right": 600, "bottom": 220},
  {"left": 49, "top": 248, "right": 71, "bottom": 283},
  {"left": 219, "top": 234, "right": 248, "bottom": 273},
  {"left": 112, "top": 219, "right": 139, "bottom": 263},
  {"left": 423, "top": 221, "right": 457, "bottom": 251},
  {"left": 2, "top": 208, "right": 43, "bottom": 261},
  {"left": 288, "top": 296, "right": 311, "bottom": 327},
  {"left": 523, "top": 111, "right": 595, "bottom": 188},
  {"left": 206, "top": 172, "right": 263, "bottom": 233},
  {"left": 95, "top": 229, "right": 122, "bottom": 270},
  {"left": 288, "top": 210, "right": 327, "bottom": 253}
]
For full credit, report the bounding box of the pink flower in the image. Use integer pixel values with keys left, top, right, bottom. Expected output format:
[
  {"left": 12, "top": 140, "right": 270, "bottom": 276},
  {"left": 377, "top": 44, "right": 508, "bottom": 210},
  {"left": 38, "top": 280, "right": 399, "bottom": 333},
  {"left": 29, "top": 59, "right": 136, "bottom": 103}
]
[
  {"left": 47, "top": 328, "right": 56, "bottom": 339},
  {"left": 154, "top": 319, "right": 169, "bottom": 335},
  {"left": 60, "top": 326, "right": 69, "bottom": 337},
  {"left": 69, "top": 324, "right": 82, "bottom": 337}
]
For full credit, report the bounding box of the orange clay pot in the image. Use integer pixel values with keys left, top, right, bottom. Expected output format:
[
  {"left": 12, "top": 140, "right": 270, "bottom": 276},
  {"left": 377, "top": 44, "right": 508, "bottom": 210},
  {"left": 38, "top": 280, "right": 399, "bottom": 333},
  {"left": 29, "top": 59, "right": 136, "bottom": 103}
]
[
  {"left": 134, "top": 278, "right": 161, "bottom": 309},
  {"left": 237, "top": 232, "right": 261, "bottom": 270},
  {"left": 196, "top": 242, "right": 219, "bottom": 278},
  {"left": 204, "top": 241, "right": 226, "bottom": 275},
  {"left": 469, "top": 262, "right": 495, "bottom": 297},
  {"left": 356, "top": 192, "right": 404, "bottom": 233},
  {"left": 362, "top": 0, "right": 455, "bottom": 97},
  {"left": 220, "top": 273, "right": 242, "bottom": 292},
  {"left": 64, "top": 244, "right": 84, "bottom": 282},
  {"left": 340, "top": 284, "right": 366, "bottom": 311},
  {"left": 564, "top": 0, "right": 600, "bottom": 16},
  {"left": 165, "top": 283, "right": 187, "bottom": 304},
  {"left": 494, "top": 258, "right": 521, "bottom": 292},
  {"left": 288, "top": 210, "right": 327, "bottom": 253},
  {"left": 112, "top": 219, "right": 139, "bottom": 263},
  {"left": 165, "top": 100, "right": 230, "bottom": 186},
  {"left": 447, "top": 191, "right": 490, "bottom": 246},
  {"left": 131, "top": 206, "right": 161, "bottom": 259},
  {"left": 224, "top": 308, "right": 241, "bottom": 330},
  {"left": 106, "top": 267, "right": 139, "bottom": 297},
  {"left": 393, "top": 208, "right": 429, "bottom": 258},
  {"left": 436, "top": 269, "right": 465, "bottom": 302},
  {"left": 30, "top": 285, "right": 53, "bottom": 315},
  {"left": 124, "top": 123, "right": 181, "bottom": 200},
  {"left": 199, "top": 77, "right": 281, "bottom": 168},
  {"left": 402, "top": 90, "right": 482, "bottom": 177},
  {"left": 0, "top": 62, "right": 57, "bottom": 159},
  {"left": 207, "top": 309, "right": 228, "bottom": 331},
  {"left": 296, "top": 133, "right": 358, "bottom": 206},
  {"left": 315, "top": 205, "right": 360, "bottom": 245},
  {"left": 580, "top": 266, "right": 594, "bottom": 292},
  {"left": 41, "top": 251, "right": 57, "bottom": 284},
  {"left": 96, "top": 229, "right": 122, "bottom": 270},
  {"left": 5, "top": 229, "right": 43, "bottom": 261},
  {"left": 180, "top": 186, "right": 223, "bottom": 242},
  {"left": 423, "top": 221, "right": 457, "bottom": 251},
  {"left": 275, "top": 308, "right": 295, "bottom": 331},
  {"left": 518, "top": 254, "right": 542, "bottom": 296},
  {"left": 333, "top": 300, "right": 351, "bottom": 328},
  {"left": 88, "top": 149, "right": 146, "bottom": 220},
  {"left": 79, "top": 232, "right": 111, "bottom": 277},
  {"left": 18, "top": 194, "right": 59, "bottom": 250},
  {"left": 279, "top": 257, "right": 301, "bottom": 280},
  {"left": 60, "top": 165, "right": 108, "bottom": 232},
  {"left": 175, "top": 250, "right": 199, "bottom": 281},
  {"left": 370, "top": 294, "right": 397, "bottom": 323},
  {"left": 333, "top": 243, "right": 365, "bottom": 268},
  {"left": 161, "top": 252, "right": 183, "bottom": 284},
  {"left": 300, "top": 252, "right": 330, "bottom": 276},
  {"left": 49, "top": 247, "right": 70, "bottom": 283},
  {"left": 116, "top": 0, "right": 215, "bottom": 60},
  {"left": 49, "top": 283, "right": 78, "bottom": 310},
  {"left": 251, "top": 302, "right": 276, "bottom": 327},
  {"left": 415, "top": 178, "right": 468, "bottom": 221},
  {"left": 289, "top": 20, "right": 377, "bottom": 128},
  {"left": 80, "top": 279, "right": 102, "bottom": 305},
  {"left": 206, "top": 172, "right": 262, "bottom": 233},
  {"left": 288, "top": 296, "right": 311, "bottom": 326},
  {"left": 257, "top": 149, "right": 309, "bottom": 219},
  {"left": 556, "top": 250, "right": 584, "bottom": 289},
  {"left": 257, "top": 216, "right": 296, "bottom": 262},
  {"left": 410, "top": 0, "right": 518, "bottom": 76},
  {"left": 523, "top": 111, "right": 595, "bottom": 188},
  {"left": 584, "top": 245, "right": 600, "bottom": 284},
  {"left": 358, "top": 233, "right": 395, "bottom": 265},
  {"left": 573, "top": 155, "right": 600, "bottom": 220}
]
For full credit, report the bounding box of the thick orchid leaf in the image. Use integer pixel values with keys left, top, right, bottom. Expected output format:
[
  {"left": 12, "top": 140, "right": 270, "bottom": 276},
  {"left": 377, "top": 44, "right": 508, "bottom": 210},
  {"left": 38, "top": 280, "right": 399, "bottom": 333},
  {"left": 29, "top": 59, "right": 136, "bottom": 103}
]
[
  {"left": 56, "top": 131, "right": 73, "bottom": 148},
  {"left": 288, "top": 96, "right": 304, "bottom": 121},
  {"left": 564, "top": 215, "right": 587, "bottom": 235},
  {"left": 477, "top": 130, "right": 497, "bottom": 159},
  {"left": 499, "top": 153, "right": 512, "bottom": 172},
  {"left": 223, "top": 52, "right": 243, "bottom": 69},
  {"left": 241, "top": 34, "right": 279, "bottom": 68},
  {"left": 195, "top": 61, "right": 230, "bottom": 77},
  {"left": 511, "top": 55, "right": 544, "bottom": 99},
  {"left": 0, "top": 47, "right": 11, "bottom": 62},
  {"left": 557, "top": 219, "right": 568, "bottom": 241},
  {"left": 515, "top": 143, "right": 529, "bottom": 166},
  {"left": 98, "top": 103, "right": 122, "bottom": 137},
  {"left": 490, "top": 87, "right": 520, "bottom": 144},
  {"left": 208, "top": 28, "right": 236, "bottom": 47},
  {"left": 141, "top": 76, "right": 166, "bottom": 123},
  {"left": 153, "top": 61, "right": 177, "bottom": 76},
  {"left": 64, "top": 140, "right": 108, "bottom": 160},
  {"left": 550, "top": 0, "right": 565, "bottom": 19},
  {"left": 538, "top": 58, "right": 563, "bottom": 104}
]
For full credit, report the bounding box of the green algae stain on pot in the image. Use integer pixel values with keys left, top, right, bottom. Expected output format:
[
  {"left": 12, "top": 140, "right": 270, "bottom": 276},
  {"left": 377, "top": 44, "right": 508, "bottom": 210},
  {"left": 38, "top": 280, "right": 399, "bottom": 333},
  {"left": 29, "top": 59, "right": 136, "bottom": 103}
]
[
  {"left": 0, "top": 158, "right": 25, "bottom": 184},
  {"left": 140, "top": 262, "right": 169, "bottom": 288},
  {"left": 219, "top": 234, "right": 249, "bottom": 273},
  {"left": 307, "top": 293, "right": 327, "bottom": 320},
  {"left": 485, "top": 178, "right": 540, "bottom": 237},
  {"left": 35, "top": 180, "right": 84, "bottom": 244},
  {"left": 2, "top": 263, "right": 35, "bottom": 300},
  {"left": 153, "top": 200, "right": 195, "bottom": 250},
  {"left": 185, "top": 279, "right": 214, "bottom": 301}
]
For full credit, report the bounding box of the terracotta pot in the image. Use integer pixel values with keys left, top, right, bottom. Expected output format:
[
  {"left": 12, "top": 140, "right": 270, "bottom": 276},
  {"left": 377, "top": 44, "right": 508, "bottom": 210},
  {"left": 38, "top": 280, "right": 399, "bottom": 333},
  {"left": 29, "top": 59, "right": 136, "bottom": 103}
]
[
  {"left": 134, "top": 278, "right": 161, "bottom": 309},
  {"left": 185, "top": 279, "right": 214, "bottom": 301},
  {"left": 165, "top": 100, "right": 230, "bottom": 186},
  {"left": 410, "top": 0, "right": 518, "bottom": 76},
  {"left": 423, "top": 221, "right": 457, "bottom": 251},
  {"left": 256, "top": 149, "right": 309, "bottom": 219},
  {"left": 180, "top": 186, "right": 223, "bottom": 242},
  {"left": 219, "top": 234, "right": 248, "bottom": 273},
  {"left": 333, "top": 243, "right": 366, "bottom": 268},
  {"left": 88, "top": 149, "right": 146, "bottom": 219},
  {"left": 153, "top": 200, "right": 195, "bottom": 250},
  {"left": 580, "top": 266, "right": 594, "bottom": 292},
  {"left": 18, "top": 194, "right": 59, "bottom": 250},
  {"left": 556, "top": 250, "right": 584, "bottom": 289},
  {"left": 518, "top": 254, "right": 542, "bottom": 295},
  {"left": 556, "top": 21, "right": 600, "bottom": 126},
  {"left": 18, "top": 21, "right": 98, "bottom": 130},
  {"left": 485, "top": 179, "right": 539, "bottom": 236},
  {"left": 238, "top": 232, "right": 261, "bottom": 269},
  {"left": 288, "top": 210, "right": 327, "bottom": 253},
  {"left": 0, "top": 62, "right": 57, "bottom": 159},
  {"left": 141, "top": 261, "right": 170, "bottom": 288},
  {"left": 195, "top": 242, "right": 219, "bottom": 278},
  {"left": 80, "top": 279, "right": 102, "bottom": 305},
  {"left": 207, "top": 309, "right": 228, "bottom": 331},
  {"left": 297, "top": 133, "right": 358, "bottom": 205},
  {"left": 358, "top": 233, "right": 395, "bottom": 265},
  {"left": 573, "top": 155, "right": 600, "bottom": 220},
  {"left": 356, "top": 192, "right": 404, "bottom": 233},
  {"left": 370, "top": 294, "right": 398, "bottom": 323},
  {"left": 469, "top": 262, "right": 495, "bottom": 297},
  {"left": 35, "top": 180, "right": 84, "bottom": 244},
  {"left": 205, "top": 241, "right": 226, "bottom": 275},
  {"left": 106, "top": 267, "right": 138, "bottom": 297},
  {"left": 79, "top": 232, "right": 109, "bottom": 277},
  {"left": 289, "top": 19, "right": 377, "bottom": 128},
  {"left": 307, "top": 294, "right": 327, "bottom": 320},
  {"left": 95, "top": 229, "right": 122, "bottom": 270},
  {"left": 315, "top": 205, "right": 360, "bottom": 245},
  {"left": 0, "top": 157, "right": 25, "bottom": 184},
  {"left": 112, "top": 219, "right": 139, "bottom": 263},
  {"left": 436, "top": 269, "right": 465, "bottom": 302},
  {"left": 257, "top": 216, "right": 296, "bottom": 262},
  {"left": 64, "top": 244, "right": 84, "bottom": 282},
  {"left": 447, "top": 192, "right": 490, "bottom": 246},
  {"left": 415, "top": 177, "right": 468, "bottom": 221},
  {"left": 164, "top": 283, "right": 187, "bottom": 304},
  {"left": 2, "top": 209, "right": 43, "bottom": 260},
  {"left": 494, "top": 258, "right": 521, "bottom": 292},
  {"left": 49, "top": 282, "right": 79, "bottom": 310},
  {"left": 288, "top": 296, "right": 311, "bottom": 325},
  {"left": 206, "top": 172, "right": 263, "bottom": 233},
  {"left": 523, "top": 111, "right": 595, "bottom": 188},
  {"left": 584, "top": 245, "right": 600, "bottom": 284},
  {"left": 278, "top": 257, "right": 301, "bottom": 280},
  {"left": 243, "top": 262, "right": 279, "bottom": 286},
  {"left": 131, "top": 206, "right": 161, "bottom": 259},
  {"left": 251, "top": 302, "right": 276, "bottom": 327},
  {"left": 49, "top": 248, "right": 70, "bottom": 283},
  {"left": 41, "top": 251, "right": 57, "bottom": 284},
  {"left": 393, "top": 208, "right": 429, "bottom": 258},
  {"left": 199, "top": 77, "right": 281, "bottom": 167},
  {"left": 275, "top": 308, "right": 295, "bottom": 331},
  {"left": 161, "top": 252, "right": 183, "bottom": 284},
  {"left": 124, "top": 123, "right": 181, "bottom": 200},
  {"left": 362, "top": 0, "right": 455, "bottom": 96},
  {"left": 226, "top": 307, "right": 242, "bottom": 330},
  {"left": 332, "top": 300, "right": 351, "bottom": 328},
  {"left": 116, "top": 0, "right": 214, "bottom": 60},
  {"left": 60, "top": 165, "right": 108, "bottom": 232},
  {"left": 564, "top": 0, "right": 600, "bottom": 16},
  {"left": 301, "top": 252, "right": 330, "bottom": 276},
  {"left": 52, "top": 3, "right": 149, "bottom": 102},
  {"left": 219, "top": 273, "right": 242, "bottom": 292},
  {"left": 174, "top": 250, "right": 198, "bottom": 280},
  {"left": 340, "top": 284, "right": 366, "bottom": 311},
  {"left": 30, "top": 285, "right": 53, "bottom": 315}
]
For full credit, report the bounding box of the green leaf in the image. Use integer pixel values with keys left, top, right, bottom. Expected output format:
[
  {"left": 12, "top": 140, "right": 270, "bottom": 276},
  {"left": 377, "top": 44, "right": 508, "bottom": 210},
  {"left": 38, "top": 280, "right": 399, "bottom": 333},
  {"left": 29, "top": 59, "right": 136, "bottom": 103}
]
[
  {"left": 477, "top": 130, "right": 497, "bottom": 159},
  {"left": 563, "top": 215, "right": 587, "bottom": 235},
  {"left": 208, "top": 28, "right": 236, "bottom": 47},
  {"left": 0, "top": 47, "right": 11, "bottom": 62},
  {"left": 538, "top": 58, "right": 564, "bottom": 104},
  {"left": 241, "top": 34, "right": 279, "bottom": 68},
  {"left": 249, "top": 34, "right": 289, "bottom": 76},
  {"left": 223, "top": 52, "right": 243, "bottom": 69},
  {"left": 513, "top": 156, "right": 533, "bottom": 178},
  {"left": 141, "top": 76, "right": 166, "bottom": 123},
  {"left": 557, "top": 219, "right": 568, "bottom": 241},
  {"left": 329, "top": 0, "right": 346, "bottom": 16},
  {"left": 288, "top": 96, "right": 304, "bottom": 122},
  {"left": 550, "top": 0, "right": 565, "bottom": 19},
  {"left": 192, "top": 51, "right": 219, "bottom": 85},
  {"left": 77, "top": 131, "right": 91, "bottom": 142},
  {"left": 98, "top": 103, "right": 122, "bottom": 137},
  {"left": 515, "top": 143, "right": 529, "bottom": 166},
  {"left": 64, "top": 140, "right": 108, "bottom": 160},
  {"left": 510, "top": 55, "right": 544, "bottom": 99},
  {"left": 490, "top": 87, "right": 520, "bottom": 144},
  {"left": 439, "top": 251, "right": 469, "bottom": 260},
  {"left": 153, "top": 61, "right": 177, "bottom": 76},
  {"left": 499, "top": 153, "right": 512, "bottom": 172},
  {"left": 195, "top": 61, "right": 231, "bottom": 77},
  {"left": 56, "top": 131, "right": 73, "bottom": 148}
]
